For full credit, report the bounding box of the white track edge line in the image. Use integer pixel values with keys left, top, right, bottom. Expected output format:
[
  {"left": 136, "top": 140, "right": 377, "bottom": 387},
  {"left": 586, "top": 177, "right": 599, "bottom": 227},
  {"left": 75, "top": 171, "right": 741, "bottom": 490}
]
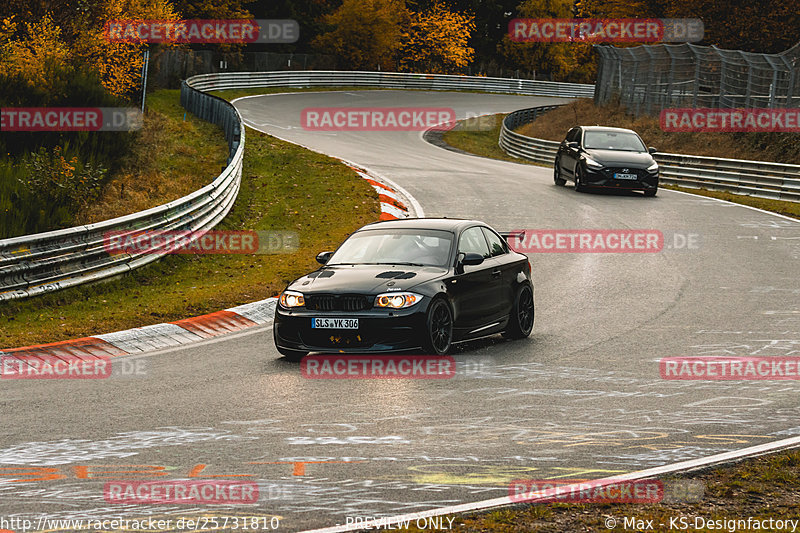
[
  {"left": 231, "top": 93, "right": 799, "bottom": 533},
  {"left": 301, "top": 434, "right": 800, "bottom": 533},
  {"left": 665, "top": 188, "right": 799, "bottom": 223}
]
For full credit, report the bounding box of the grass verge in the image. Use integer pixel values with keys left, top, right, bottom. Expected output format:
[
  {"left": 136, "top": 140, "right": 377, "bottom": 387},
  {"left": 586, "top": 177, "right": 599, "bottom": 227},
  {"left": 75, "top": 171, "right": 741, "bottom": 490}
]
[
  {"left": 397, "top": 447, "right": 800, "bottom": 532},
  {"left": 76, "top": 90, "right": 229, "bottom": 224},
  {"left": 0, "top": 90, "right": 379, "bottom": 348},
  {"left": 440, "top": 113, "right": 538, "bottom": 165},
  {"left": 441, "top": 113, "right": 800, "bottom": 220},
  {"left": 518, "top": 99, "right": 800, "bottom": 164}
]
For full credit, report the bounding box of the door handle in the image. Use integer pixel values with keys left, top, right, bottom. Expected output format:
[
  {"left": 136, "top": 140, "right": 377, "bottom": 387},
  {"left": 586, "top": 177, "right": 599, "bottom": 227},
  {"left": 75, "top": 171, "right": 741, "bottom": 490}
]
[{"left": 491, "top": 270, "right": 501, "bottom": 278}]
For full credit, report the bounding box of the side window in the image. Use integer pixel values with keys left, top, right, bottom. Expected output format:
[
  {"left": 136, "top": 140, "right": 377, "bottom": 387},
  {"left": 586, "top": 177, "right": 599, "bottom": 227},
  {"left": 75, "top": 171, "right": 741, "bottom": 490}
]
[
  {"left": 482, "top": 227, "right": 507, "bottom": 257},
  {"left": 458, "top": 227, "right": 490, "bottom": 259},
  {"left": 566, "top": 128, "right": 579, "bottom": 142}
]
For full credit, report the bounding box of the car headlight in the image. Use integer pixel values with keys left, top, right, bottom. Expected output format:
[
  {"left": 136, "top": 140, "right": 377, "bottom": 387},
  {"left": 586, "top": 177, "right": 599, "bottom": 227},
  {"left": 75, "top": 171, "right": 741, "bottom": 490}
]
[
  {"left": 584, "top": 157, "right": 604, "bottom": 169},
  {"left": 374, "top": 292, "right": 422, "bottom": 309},
  {"left": 279, "top": 290, "right": 305, "bottom": 308},
  {"left": 646, "top": 161, "right": 659, "bottom": 172}
]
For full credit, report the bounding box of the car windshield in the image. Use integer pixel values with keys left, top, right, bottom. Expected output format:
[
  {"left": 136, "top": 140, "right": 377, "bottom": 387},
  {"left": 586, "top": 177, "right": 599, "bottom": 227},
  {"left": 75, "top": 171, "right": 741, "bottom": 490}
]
[
  {"left": 328, "top": 228, "right": 453, "bottom": 267},
  {"left": 584, "top": 131, "right": 646, "bottom": 151}
]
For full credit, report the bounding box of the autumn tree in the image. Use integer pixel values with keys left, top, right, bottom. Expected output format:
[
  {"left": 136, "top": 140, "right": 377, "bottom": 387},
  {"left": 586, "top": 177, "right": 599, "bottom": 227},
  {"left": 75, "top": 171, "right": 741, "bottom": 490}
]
[
  {"left": 0, "top": 14, "right": 70, "bottom": 92},
  {"left": 658, "top": 0, "right": 800, "bottom": 53},
  {"left": 172, "top": 0, "right": 252, "bottom": 19},
  {"left": 399, "top": 2, "right": 475, "bottom": 73},
  {"left": 312, "top": 0, "right": 407, "bottom": 71},
  {"left": 1, "top": 0, "right": 179, "bottom": 98},
  {"left": 576, "top": 0, "right": 800, "bottom": 53},
  {"left": 75, "top": 0, "right": 179, "bottom": 97},
  {"left": 499, "top": 0, "right": 595, "bottom": 82}
]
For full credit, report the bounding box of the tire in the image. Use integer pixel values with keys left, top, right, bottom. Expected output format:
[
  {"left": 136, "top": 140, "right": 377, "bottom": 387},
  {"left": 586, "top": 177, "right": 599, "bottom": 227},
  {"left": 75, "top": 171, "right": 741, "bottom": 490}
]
[
  {"left": 644, "top": 187, "right": 657, "bottom": 197},
  {"left": 554, "top": 159, "right": 566, "bottom": 186},
  {"left": 574, "top": 166, "right": 586, "bottom": 192},
  {"left": 274, "top": 327, "right": 308, "bottom": 361},
  {"left": 422, "top": 297, "right": 453, "bottom": 355},
  {"left": 503, "top": 283, "right": 535, "bottom": 339}
]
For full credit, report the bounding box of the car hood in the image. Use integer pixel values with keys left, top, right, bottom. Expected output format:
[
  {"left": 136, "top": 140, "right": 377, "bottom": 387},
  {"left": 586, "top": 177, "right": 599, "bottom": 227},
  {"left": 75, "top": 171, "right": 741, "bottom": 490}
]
[
  {"left": 585, "top": 149, "right": 654, "bottom": 168},
  {"left": 288, "top": 264, "right": 447, "bottom": 294}
]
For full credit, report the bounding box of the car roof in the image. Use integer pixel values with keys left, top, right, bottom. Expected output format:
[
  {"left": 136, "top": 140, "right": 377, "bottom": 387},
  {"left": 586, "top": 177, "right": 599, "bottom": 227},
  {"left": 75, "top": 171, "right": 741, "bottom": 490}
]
[
  {"left": 358, "top": 217, "right": 488, "bottom": 233},
  {"left": 579, "top": 125, "right": 639, "bottom": 134}
]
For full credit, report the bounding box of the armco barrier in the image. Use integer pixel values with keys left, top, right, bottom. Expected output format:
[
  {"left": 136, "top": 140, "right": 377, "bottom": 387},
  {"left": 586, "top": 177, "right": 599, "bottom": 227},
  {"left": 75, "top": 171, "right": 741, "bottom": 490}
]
[
  {"left": 0, "top": 88, "right": 244, "bottom": 301},
  {"left": 499, "top": 106, "right": 800, "bottom": 202},
  {"left": 183, "top": 70, "right": 595, "bottom": 98},
  {"left": 0, "top": 71, "right": 591, "bottom": 302}
]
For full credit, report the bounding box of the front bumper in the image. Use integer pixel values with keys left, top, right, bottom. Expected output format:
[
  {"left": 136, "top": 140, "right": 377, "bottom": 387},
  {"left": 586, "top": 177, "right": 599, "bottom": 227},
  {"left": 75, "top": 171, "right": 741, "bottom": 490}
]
[
  {"left": 583, "top": 166, "right": 659, "bottom": 191},
  {"left": 273, "top": 300, "right": 430, "bottom": 353}
]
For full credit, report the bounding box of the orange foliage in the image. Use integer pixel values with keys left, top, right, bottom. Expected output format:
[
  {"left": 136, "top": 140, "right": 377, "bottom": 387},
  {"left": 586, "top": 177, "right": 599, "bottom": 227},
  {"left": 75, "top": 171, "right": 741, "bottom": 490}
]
[
  {"left": 0, "top": 14, "right": 70, "bottom": 91},
  {"left": 75, "top": 0, "right": 179, "bottom": 97},
  {"left": 313, "top": 0, "right": 407, "bottom": 71},
  {"left": 0, "top": 0, "right": 179, "bottom": 98},
  {"left": 399, "top": 2, "right": 475, "bottom": 74}
]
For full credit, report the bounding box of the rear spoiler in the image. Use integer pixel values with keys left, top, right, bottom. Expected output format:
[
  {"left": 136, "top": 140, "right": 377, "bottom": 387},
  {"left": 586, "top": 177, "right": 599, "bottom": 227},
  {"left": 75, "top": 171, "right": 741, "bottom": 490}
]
[{"left": 499, "top": 230, "right": 526, "bottom": 247}]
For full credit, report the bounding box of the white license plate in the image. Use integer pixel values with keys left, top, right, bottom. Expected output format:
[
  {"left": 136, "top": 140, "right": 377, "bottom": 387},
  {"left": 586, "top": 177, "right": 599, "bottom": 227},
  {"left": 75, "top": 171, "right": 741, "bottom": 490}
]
[
  {"left": 614, "top": 173, "right": 638, "bottom": 180},
  {"left": 312, "top": 318, "right": 359, "bottom": 329}
]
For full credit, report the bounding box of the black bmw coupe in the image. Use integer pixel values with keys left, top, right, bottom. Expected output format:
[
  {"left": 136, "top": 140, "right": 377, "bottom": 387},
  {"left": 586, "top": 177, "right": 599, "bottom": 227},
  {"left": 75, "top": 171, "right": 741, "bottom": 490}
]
[
  {"left": 273, "top": 218, "right": 534, "bottom": 360},
  {"left": 554, "top": 126, "right": 660, "bottom": 196}
]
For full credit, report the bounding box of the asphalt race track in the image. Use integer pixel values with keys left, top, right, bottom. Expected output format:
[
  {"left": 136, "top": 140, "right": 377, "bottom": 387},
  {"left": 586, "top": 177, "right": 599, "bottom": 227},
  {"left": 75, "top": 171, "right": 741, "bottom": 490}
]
[{"left": 1, "top": 90, "right": 799, "bottom": 532}]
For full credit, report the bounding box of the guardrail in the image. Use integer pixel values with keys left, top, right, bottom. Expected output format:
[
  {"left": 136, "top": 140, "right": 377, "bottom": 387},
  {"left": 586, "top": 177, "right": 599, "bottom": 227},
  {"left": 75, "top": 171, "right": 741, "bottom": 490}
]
[
  {"left": 0, "top": 87, "right": 244, "bottom": 301},
  {"left": 499, "top": 106, "right": 800, "bottom": 202},
  {"left": 0, "top": 71, "right": 592, "bottom": 302},
  {"left": 185, "top": 70, "right": 596, "bottom": 98}
]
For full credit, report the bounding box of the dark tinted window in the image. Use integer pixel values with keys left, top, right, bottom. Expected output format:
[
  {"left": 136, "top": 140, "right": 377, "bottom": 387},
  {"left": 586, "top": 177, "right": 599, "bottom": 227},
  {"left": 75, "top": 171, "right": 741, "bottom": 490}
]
[
  {"left": 584, "top": 131, "right": 646, "bottom": 151},
  {"left": 566, "top": 128, "right": 580, "bottom": 142},
  {"left": 458, "top": 226, "right": 490, "bottom": 258},
  {"left": 329, "top": 229, "right": 453, "bottom": 267},
  {"left": 482, "top": 227, "right": 507, "bottom": 257}
]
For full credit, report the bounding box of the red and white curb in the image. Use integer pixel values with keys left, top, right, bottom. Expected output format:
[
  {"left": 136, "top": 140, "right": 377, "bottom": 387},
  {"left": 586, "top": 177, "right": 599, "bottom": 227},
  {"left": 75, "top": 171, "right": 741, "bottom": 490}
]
[
  {"left": 347, "top": 165, "right": 411, "bottom": 220},
  {"left": 0, "top": 300, "right": 277, "bottom": 362},
  {"left": 0, "top": 170, "right": 416, "bottom": 359}
]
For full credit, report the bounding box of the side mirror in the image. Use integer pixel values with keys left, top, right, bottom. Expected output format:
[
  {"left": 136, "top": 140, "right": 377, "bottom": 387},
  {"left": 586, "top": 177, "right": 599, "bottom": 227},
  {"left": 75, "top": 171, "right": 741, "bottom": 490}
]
[
  {"left": 648, "top": 147, "right": 657, "bottom": 154},
  {"left": 456, "top": 252, "right": 483, "bottom": 274},
  {"left": 458, "top": 252, "right": 483, "bottom": 267},
  {"left": 316, "top": 251, "right": 334, "bottom": 265},
  {"left": 460, "top": 252, "right": 484, "bottom": 266},
  {"left": 455, "top": 252, "right": 484, "bottom": 274},
  {"left": 567, "top": 141, "right": 579, "bottom": 149}
]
